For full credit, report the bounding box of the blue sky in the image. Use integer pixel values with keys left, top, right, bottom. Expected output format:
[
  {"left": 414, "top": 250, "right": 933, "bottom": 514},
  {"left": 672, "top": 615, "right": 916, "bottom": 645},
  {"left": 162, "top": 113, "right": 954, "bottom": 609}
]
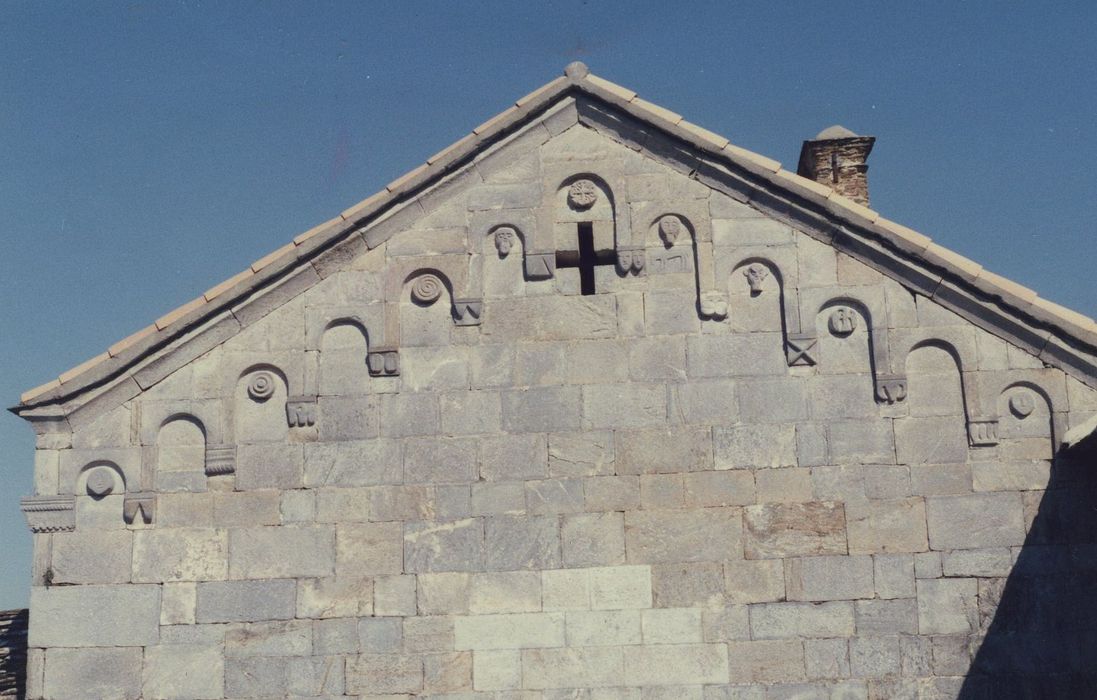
[{"left": 1, "top": 1, "right": 1095, "bottom": 608}]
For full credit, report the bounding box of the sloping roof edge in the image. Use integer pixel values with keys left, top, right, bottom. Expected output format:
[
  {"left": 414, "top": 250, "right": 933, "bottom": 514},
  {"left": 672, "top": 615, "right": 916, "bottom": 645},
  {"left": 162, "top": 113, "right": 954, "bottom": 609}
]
[{"left": 12, "top": 62, "right": 1097, "bottom": 420}]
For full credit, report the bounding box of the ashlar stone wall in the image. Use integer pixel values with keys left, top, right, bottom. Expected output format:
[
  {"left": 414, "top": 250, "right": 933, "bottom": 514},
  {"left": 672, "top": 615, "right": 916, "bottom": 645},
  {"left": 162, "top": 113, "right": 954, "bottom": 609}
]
[{"left": 21, "top": 99, "right": 1097, "bottom": 699}]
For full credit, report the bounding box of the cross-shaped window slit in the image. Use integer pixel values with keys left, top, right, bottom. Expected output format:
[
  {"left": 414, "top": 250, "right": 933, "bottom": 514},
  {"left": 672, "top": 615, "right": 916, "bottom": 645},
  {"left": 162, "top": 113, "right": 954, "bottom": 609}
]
[{"left": 556, "top": 222, "right": 616, "bottom": 295}]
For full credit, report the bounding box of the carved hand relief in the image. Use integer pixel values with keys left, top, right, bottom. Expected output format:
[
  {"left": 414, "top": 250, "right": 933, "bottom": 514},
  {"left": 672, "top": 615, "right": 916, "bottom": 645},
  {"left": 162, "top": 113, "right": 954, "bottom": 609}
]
[
  {"left": 744, "top": 264, "right": 769, "bottom": 295},
  {"left": 567, "top": 179, "right": 599, "bottom": 210},
  {"left": 1009, "top": 392, "right": 1036, "bottom": 419},
  {"left": 85, "top": 468, "right": 115, "bottom": 498},
  {"left": 828, "top": 307, "right": 858, "bottom": 337},
  {"left": 968, "top": 418, "right": 1000, "bottom": 446},
  {"left": 658, "top": 215, "right": 682, "bottom": 246},
  {"left": 286, "top": 397, "right": 318, "bottom": 428},
  {"left": 494, "top": 227, "right": 516, "bottom": 257},
  {"left": 411, "top": 274, "right": 444, "bottom": 305},
  {"left": 247, "top": 372, "right": 276, "bottom": 402},
  {"left": 700, "top": 292, "right": 729, "bottom": 320}
]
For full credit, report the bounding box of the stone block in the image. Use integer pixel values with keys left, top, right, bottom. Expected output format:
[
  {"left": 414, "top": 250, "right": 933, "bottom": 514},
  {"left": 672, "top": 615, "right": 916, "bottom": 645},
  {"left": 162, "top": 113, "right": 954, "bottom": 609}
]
[
  {"left": 502, "top": 385, "right": 582, "bottom": 433},
  {"left": 914, "top": 552, "right": 943, "bottom": 579},
  {"left": 548, "top": 430, "right": 615, "bottom": 477},
  {"left": 223, "top": 619, "right": 311, "bottom": 657},
  {"left": 687, "top": 334, "right": 787, "bottom": 377},
  {"left": 701, "top": 605, "right": 751, "bottom": 643},
  {"left": 925, "top": 493, "right": 1026, "bottom": 550},
  {"left": 196, "top": 579, "right": 296, "bottom": 622},
  {"left": 224, "top": 657, "right": 287, "bottom": 697},
  {"left": 642, "top": 607, "right": 703, "bottom": 644},
  {"left": 418, "top": 571, "right": 470, "bottom": 615},
  {"left": 30, "top": 584, "right": 160, "bottom": 647},
  {"left": 862, "top": 465, "right": 911, "bottom": 499},
  {"left": 623, "top": 643, "right": 730, "bottom": 685},
  {"left": 358, "top": 617, "right": 402, "bottom": 652},
  {"left": 142, "top": 644, "right": 224, "bottom": 699},
  {"left": 526, "top": 477, "right": 585, "bottom": 514},
  {"left": 133, "top": 527, "right": 228, "bottom": 582},
  {"left": 743, "top": 502, "right": 847, "bottom": 559},
  {"left": 317, "top": 395, "right": 380, "bottom": 441},
  {"left": 405, "top": 517, "right": 484, "bottom": 572},
  {"left": 346, "top": 653, "right": 424, "bottom": 694},
  {"left": 629, "top": 335, "right": 687, "bottom": 381},
  {"left": 404, "top": 436, "right": 478, "bottom": 483},
  {"left": 336, "top": 521, "right": 403, "bottom": 575},
  {"left": 626, "top": 508, "right": 742, "bottom": 564},
  {"left": 714, "top": 424, "right": 796, "bottom": 469},
  {"left": 849, "top": 636, "right": 901, "bottom": 678},
  {"left": 670, "top": 379, "right": 740, "bottom": 425},
  {"left": 786, "top": 555, "right": 874, "bottom": 601},
  {"left": 750, "top": 601, "right": 855, "bottom": 639},
  {"left": 542, "top": 567, "right": 592, "bottom": 611},
  {"left": 524, "top": 646, "right": 626, "bottom": 689},
  {"left": 565, "top": 609, "right": 642, "bottom": 646},
  {"left": 514, "top": 342, "right": 567, "bottom": 385},
  {"left": 941, "top": 548, "right": 1013, "bottom": 577},
  {"left": 645, "top": 289, "right": 702, "bottom": 335},
  {"left": 423, "top": 650, "right": 471, "bottom": 693},
  {"left": 303, "top": 438, "right": 403, "bottom": 487},
  {"left": 917, "top": 578, "right": 978, "bottom": 634},
  {"left": 738, "top": 378, "right": 810, "bottom": 423},
  {"left": 161, "top": 581, "right": 196, "bottom": 625},
  {"left": 484, "top": 514, "right": 561, "bottom": 570},
  {"left": 797, "top": 423, "right": 829, "bottom": 468},
  {"left": 972, "top": 460, "right": 1050, "bottom": 492},
  {"left": 454, "top": 612, "right": 565, "bottom": 650},
  {"left": 471, "top": 480, "right": 525, "bottom": 515},
  {"left": 616, "top": 426, "right": 713, "bottom": 474},
  {"left": 683, "top": 470, "right": 756, "bottom": 507},
  {"left": 725, "top": 559, "right": 785, "bottom": 604},
  {"left": 211, "top": 489, "right": 281, "bottom": 527},
  {"left": 589, "top": 564, "right": 653, "bottom": 609},
  {"left": 726, "top": 640, "right": 807, "bottom": 683},
  {"left": 652, "top": 562, "right": 725, "bottom": 608},
  {"left": 50, "top": 529, "right": 132, "bottom": 584},
  {"left": 894, "top": 416, "right": 969, "bottom": 465},
  {"left": 855, "top": 598, "right": 918, "bottom": 635},
  {"left": 566, "top": 339, "right": 632, "bottom": 384},
  {"left": 287, "top": 655, "right": 346, "bottom": 696},
  {"left": 873, "top": 554, "right": 916, "bottom": 599},
  {"left": 804, "top": 638, "right": 850, "bottom": 680},
  {"left": 481, "top": 433, "right": 548, "bottom": 481},
  {"left": 314, "top": 487, "right": 371, "bottom": 523},
  {"left": 640, "top": 473, "right": 686, "bottom": 509},
  {"left": 584, "top": 475, "right": 641, "bottom": 511},
  {"left": 374, "top": 573, "right": 418, "bottom": 616},
  {"left": 235, "top": 443, "right": 304, "bottom": 490},
  {"left": 473, "top": 648, "right": 522, "bottom": 691},
  {"left": 755, "top": 467, "right": 813, "bottom": 503},
  {"left": 484, "top": 295, "right": 617, "bottom": 342},
  {"left": 229, "top": 525, "right": 334, "bottom": 578},
  {"left": 440, "top": 389, "right": 502, "bottom": 436},
  {"left": 470, "top": 571, "right": 542, "bottom": 614},
  {"left": 583, "top": 383, "right": 667, "bottom": 429},
  {"left": 827, "top": 420, "right": 897, "bottom": 464},
  {"left": 298, "top": 576, "right": 372, "bottom": 618},
  {"left": 368, "top": 483, "right": 470, "bottom": 522},
  {"left": 846, "top": 497, "right": 929, "bottom": 554},
  {"left": 563, "top": 511, "right": 626, "bottom": 567},
  {"left": 379, "top": 391, "right": 440, "bottom": 437},
  {"left": 44, "top": 647, "right": 143, "bottom": 700}
]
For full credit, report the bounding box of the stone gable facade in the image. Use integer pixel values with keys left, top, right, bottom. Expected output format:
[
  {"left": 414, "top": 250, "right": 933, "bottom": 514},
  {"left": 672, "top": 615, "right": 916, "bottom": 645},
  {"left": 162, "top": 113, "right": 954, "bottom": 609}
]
[{"left": 13, "top": 64, "right": 1097, "bottom": 699}]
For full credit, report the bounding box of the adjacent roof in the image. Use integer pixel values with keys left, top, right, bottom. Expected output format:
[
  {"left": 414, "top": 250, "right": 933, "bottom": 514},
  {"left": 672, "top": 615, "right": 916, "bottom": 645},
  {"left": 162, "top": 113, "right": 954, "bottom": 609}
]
[
  {"left": 0, "top": 609, "right": 27, "bottom": 699},
  {"left": 12, "top": 61, "right": 1097, "bottom": 428}
]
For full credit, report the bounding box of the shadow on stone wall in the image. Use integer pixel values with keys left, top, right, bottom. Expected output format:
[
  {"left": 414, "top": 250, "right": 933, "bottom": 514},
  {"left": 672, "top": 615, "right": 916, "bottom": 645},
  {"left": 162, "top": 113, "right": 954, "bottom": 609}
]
[{"left": 960, "top": 449, "right": 1097, "bottom": 698}]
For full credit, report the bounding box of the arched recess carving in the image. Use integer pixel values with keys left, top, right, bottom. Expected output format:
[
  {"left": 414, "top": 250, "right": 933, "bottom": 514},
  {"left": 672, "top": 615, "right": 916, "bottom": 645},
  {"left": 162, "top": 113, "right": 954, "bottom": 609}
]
[
  {"left": 139, "top": 400, "right": 229, "bottom": 478},
  {"left": 722, "top": 253, "right": 805, "bottom": 366},
  {"left": 632, "top": 199, "right": 723, "bottom": 320},
  {"left": 467, "top": 209, "right": 538, "bottom": 294},
  {"left": 73, "top": 460, "right": 153, "bottom": 526},
  {"left": 898, "top": 343, "right": 973, "bottom": 461},
  {"left": 997, "top": 381, "right": 1056, "bottom": 460},
  {"left": 231, "top": 364, "right": 290, "bottom": 445},
  {"left": 534, "top": 167, "right": 630, "bottom": 282}
]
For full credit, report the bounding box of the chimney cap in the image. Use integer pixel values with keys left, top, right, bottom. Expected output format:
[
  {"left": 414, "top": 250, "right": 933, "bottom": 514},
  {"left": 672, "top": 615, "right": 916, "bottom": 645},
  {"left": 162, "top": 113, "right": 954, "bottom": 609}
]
[{"left": 813, "top": 124, "right": 861, "bottom": 140}]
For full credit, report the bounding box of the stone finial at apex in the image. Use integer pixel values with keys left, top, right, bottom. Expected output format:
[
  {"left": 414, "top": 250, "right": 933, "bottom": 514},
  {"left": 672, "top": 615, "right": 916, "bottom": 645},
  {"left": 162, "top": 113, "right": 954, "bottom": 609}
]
[{"left": 564, "top": 61, "right": 590, "bottom": 80}]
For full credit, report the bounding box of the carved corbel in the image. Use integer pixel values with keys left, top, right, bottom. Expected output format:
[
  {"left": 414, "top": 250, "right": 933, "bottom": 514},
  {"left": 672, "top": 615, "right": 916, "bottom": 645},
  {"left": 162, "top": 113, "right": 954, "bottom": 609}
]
[
  {"left": 699, "top": 292, "right": 728, "bottom": 321},
  {"left": 453, "top": 298, "right": 483, "bottom": 327},
  {"left": 21, "top": 495, "right": 75, "bottom": 533},
  {"left": 616, "top": 246, "right": 645, "bottom": 276},
  {"left": 874, "top": 373, "right": 909, "bottom": 404},
  {"left": 123, "top": 492, "right": 157, "bottom": 525},
  {"left": 285, "top": 396, "right": 318, "bottom": 428},
  {"left": 968, "top": 418, "right": 1000, "bottom": 447},
  {"left": 524, "top": 252, "right": 556, "bottom": 280},
  {"left": 786, "top": 332, "right": 818, "bottom": 367},
  {"left": 204, "top": 444, "right": 236, "bottom": 476},
  {"left": 367, "top": 347, "right": 400, "bottom": 377}
]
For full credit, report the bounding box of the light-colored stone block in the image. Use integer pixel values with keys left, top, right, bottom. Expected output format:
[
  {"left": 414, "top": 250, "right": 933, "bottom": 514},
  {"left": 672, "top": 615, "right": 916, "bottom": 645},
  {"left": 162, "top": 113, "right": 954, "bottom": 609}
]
[
  {"left": 30, "top": 584, "right": 160, "bottom": 647},
  {"left": 470, "top": 571, "right": 542, "bottom": 614},
  {"left": 925, "top": 493, "right": 1026, "bottom": 550},
  {"left": 642, "top": 607, "right": 703, "bottom": 643},
  {"left": 566, "top": 609, "right": 642, "bottom": 646},
  {"left": 713, "top": 424, "right": 796, "bottom": 469},
  {"left": 44, "top": 647, "right": 143, "bottom": 699},
  {"left": 542, "top": 567, "right": 591, "bottom": 611},
  {"left": 336, "top": 521, "right": 403, "bottom": 575},
  {"left": 589, "top": 564, "right": 653, "bottom": 610},
  {"left": 142, "top": 644, "right": 224, "bottom": 699},
  {"left": 454, "top": 612, "right": 565, "bottom": 650},
  {"left": 473, "top": 649, "right": 522, "bottom": 691},
  {"left": 845, "top": 497, "right": 929, "bottom": 554},
  {"left": 726, "top": 640, "right": 807, "bottom": 683},
  {"left": 743, "top": 502, "right": 847, "bottom": 559},
  {"left": 623, "top": 643, "right": 730, "bottom": 685},
  {"left": 625, "top": 508, "right": 742, "bottom": 564},
  {"left": 229, "top": 525, "right": 334, "bottom": 578},
  {"left": 524, "top": 646, "right": 626, "bottom": 689},
  {"left": 750, "top": 601, "right": 855, "bottom": 639},
  {"left": 917, "top": 578, "right": 978, "bottom": 634},
  {"left": 196, "top": 579, "right": 296, "bottom": 622},
  {"left": 161, "top": 581, "right": 197, "bottom": 625},
  {"left": 134, "top": 527, "right": 228, "bottom": 582},
  {"left": 786, "top": 555, "right": 874, "bottom": 601},
  {"left": 725, "top": 559, "right": 785, "bottom": 604}
]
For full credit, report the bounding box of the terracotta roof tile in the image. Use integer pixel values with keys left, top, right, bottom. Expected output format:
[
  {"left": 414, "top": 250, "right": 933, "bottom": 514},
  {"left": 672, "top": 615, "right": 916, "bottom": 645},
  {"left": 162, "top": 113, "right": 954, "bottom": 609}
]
[
  {"left": 340, "top": 190, "right": 388, "bottom": 223},
  {"left": 108, "top": 323, "right": 158, "bottom": 357},
  {"left": 630, "top": 97, "right": 683, "bottom": 127},
  {"left": 20, "top": 378, "right": 60, "bottom": 404},
  {"left": 250, "top": 242, "right": 297, "bottom": 273},
  {"left": 203, "top": 268, "right": 255, "bottom": 303},
  {"left": 679, "top": 121, "right": 730, "bottom": 150},
  {"left": 722, "top": 143, "right": 781, "bottom": 173},
  {"left": 154, "top": 295, "right": 207, "bottom": 331},
  {"left": 59, "top": 351, "right": 111, "bottom": 384},
  {"left": 875, "top": 218, "right": 932, "bottom": 254},
  {"left": 584, "top": 74, "right": 637, "bottom": 102},
  {"left": 826, "top": 191, "right": 881, "bottom": 225},
  {"left": 923, "top": 242, "right": 983, "bottom": 282},
  {"left": 515, "top": 76, "right": 569, "bottom": 108}
]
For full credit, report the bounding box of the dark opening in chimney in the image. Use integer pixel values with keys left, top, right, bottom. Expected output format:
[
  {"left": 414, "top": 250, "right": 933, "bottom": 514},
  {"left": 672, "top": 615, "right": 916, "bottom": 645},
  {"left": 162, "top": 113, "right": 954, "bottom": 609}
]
[{"left": 797, "top": 125, "right": 876, "bottom": 207}]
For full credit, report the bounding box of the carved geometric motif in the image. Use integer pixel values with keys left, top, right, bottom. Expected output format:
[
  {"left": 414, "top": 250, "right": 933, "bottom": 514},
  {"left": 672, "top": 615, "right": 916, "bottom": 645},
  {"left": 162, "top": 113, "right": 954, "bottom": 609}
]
[
  {"left": 247, "top": 372, "right": 276, "bottom": 402},
  {"left": 567, "top": 179, "right": 599, "bottom": 210},
  {"left": 410, "top": 274, "right": 444, "bottom": 305},
  {"left": 204, "top": 444, "right": 236, "bottom": 476},
  {"left": 20, "top": 495, "right": 76, "bottom": 533},
  {"left": 786, "top": 333, "right": 818, "bottom": 367},
  {"left": 123, "top": 492, "right": 156, "bottom": 525},
  {"left": 874, "top": 374, "right": 908, "bottom": 404},
  {"left": 743, "top": 264, "right": 769, "bottom": 295},
  {"left": 968, "top": 418, "right": 1000, "bottom": 447},
  {"left": 453, "top": 298, "right": 484, "bottom": 327},
  {"left": 524, "top": 252, "right": 556, "bottom": 280},
  {"left": 367, "top": 348, "right": 400, "bottom": 377}
]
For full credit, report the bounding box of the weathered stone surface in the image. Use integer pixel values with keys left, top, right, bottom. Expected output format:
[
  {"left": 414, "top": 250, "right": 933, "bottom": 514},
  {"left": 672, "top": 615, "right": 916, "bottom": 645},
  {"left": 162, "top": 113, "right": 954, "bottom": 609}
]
[
  {"left": 133, "top": 527, "right": 228, "bottom": 582},
  {"left": 50, "top": 529, "right": 132, "bottom": 584},
  {"left": 750, "top": 601, "right": 856, "bottom": 639},
  {"left": 45, "top": 647, "right": 143, "bottom": 700},
  {"left": 229, "top": 526, "right": 334, "bottom": 578},
  {"left": 925, "top": 493, "right": 1026, "bottom": 550},
  {"left": 484, "top": 514, "right": 561, "bottom": 570},
  {"left": 743, "top": 502, "right": 847, "bottom": 559},
  {"left": 405, "top": 518, "right": 484, "bottom": 572},
  {"left": 502, "top": 385, "right": 582, "bottom": 433},
  {"left": 303, "top": 439, "right": 403, "bottom": 487},
  {"left": 548, "top": 430, "right": 615, "bottom": 477},
  {"left": 583, "top": 383, "right": 667, "bottom": 429},
  {"left": 404, "top": 436, "right": 478, "bottom": 483},
  {"left": 786, "top": 555, "right": 874, "bottom": 601},
  {"left": 563, "top": 511, "right": 626, "bottom": 567},
  {"left": 917, "top": 578, "right": 978, "bottom": 634},
  {"left": 142, "top": 644, "right": 224, "bottom": 700},
  {"left": 714, "top": 424, "right": 797, "bottom": 469},
  {"left": 336, "top": 521, "right": 403, "bottom": 575},
  {"left": 347, "top": 653, "right": 424, "bottom": 694},
  {"left": 845, "top": 497, "right": 929, "bottom": 554},
  {"left": 616, "top": 426, "right": 713, "bottom": 474},
  {"left": 31, "top": 584, "right": 161, "bottom": 647},
  {"left": 196, "top": 579, "right": 296, "bottom": 622},
  {"left": 726, "top": 640, "right": 807, "bottom": 683},
  {"left": 625, "top": 508, "right": 742, "bottom": 564}
]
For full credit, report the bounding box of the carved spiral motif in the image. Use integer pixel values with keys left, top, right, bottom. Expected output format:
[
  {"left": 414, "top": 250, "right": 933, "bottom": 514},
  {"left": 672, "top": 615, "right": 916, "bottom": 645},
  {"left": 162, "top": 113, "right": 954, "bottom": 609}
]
[
  {"left": 247, "top": 371, "right": 276, "bottom": 402},
  {"left": 86, "top": 468, "right": 115, "bottom": 498},
  {"left": 567, "top": 179, "right": 599, "bottom": 210},
  {"left": 411, "top": 274, "right": 444, "bottom": 305}
]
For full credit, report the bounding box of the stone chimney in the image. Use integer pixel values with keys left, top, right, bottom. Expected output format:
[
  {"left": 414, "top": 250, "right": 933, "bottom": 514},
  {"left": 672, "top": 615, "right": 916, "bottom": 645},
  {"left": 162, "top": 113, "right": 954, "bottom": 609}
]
[{"left": 797, "top": 125, "right": 876, "bottom": 206}]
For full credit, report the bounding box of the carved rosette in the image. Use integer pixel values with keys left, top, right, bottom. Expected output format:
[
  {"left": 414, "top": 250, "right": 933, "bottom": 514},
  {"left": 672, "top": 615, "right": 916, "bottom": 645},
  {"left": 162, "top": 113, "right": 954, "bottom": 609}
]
[
  {"left": 123, "top": 492, "right": 157, "bottom": 525},
  {"left": 286, "top": 396, "right": 318, "bottom": 428},
  {"left": 700, "top": 292, "right": 729, "bottom": 321},
  {"left": 566, "top": 179, "right": 599, "bottom": 210},
  {"left": 21, "top": 495, "right": 76, "bottom": 533},
  {"left": 828, "top": 307, "right": 858, "bottom": 337},
  {"left": 743, "top": 264, "right": 769, "bottom": 295},
  {"left": 453, "top": 298, "right": 484, "bottom": 327},
  {"left": 874, "top": 374, "right": 908, "bottom": 404},
  {"left": 204, "top": 444, "right": 237, "bottom": 476},
  {"left": 494, "top": 227, "right": 516, "bottom": 258},
  {"left": 968, "top": 418, "right": 1000, "bottom": 447},
  {"left": 367, "top": 348, "right": 400, "bottom": 377},
  {"left": 411, "top": 274, "right": 444, "bottom": 305},
  {"left": 247, "top": 372, "right": 276, "bottom": 402}
]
